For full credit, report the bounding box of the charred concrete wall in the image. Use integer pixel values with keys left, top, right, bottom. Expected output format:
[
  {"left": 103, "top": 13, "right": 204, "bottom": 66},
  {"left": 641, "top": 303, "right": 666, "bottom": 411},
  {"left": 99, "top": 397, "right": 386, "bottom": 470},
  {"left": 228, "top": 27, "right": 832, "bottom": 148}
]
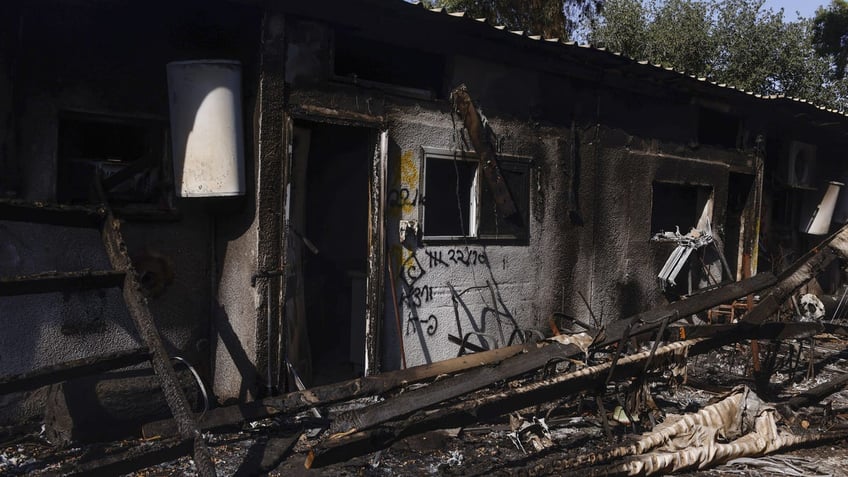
[
  {"left": 0, "top": 0, "right": 261, "bottom": 422},
  {"left": 283, "top": 18, "right": 745, "bottom": 371}
]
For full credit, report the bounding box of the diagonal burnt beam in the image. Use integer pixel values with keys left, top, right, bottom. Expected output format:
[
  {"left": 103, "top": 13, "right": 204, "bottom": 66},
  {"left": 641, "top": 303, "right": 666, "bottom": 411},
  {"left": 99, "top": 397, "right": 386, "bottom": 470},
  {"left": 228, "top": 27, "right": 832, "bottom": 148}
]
[
  {"left": 596, "top": 222, "right": 848, "bottom": 350},
  {"left": 307, "top": 320, "right": 813, "bottom": 468},
  {"left": 96, "top": 185, "right": 215, "bottom": 476},
  {"left": 450, "top": 84, "right": 519, "bottom": 222},
  {"left": 664, "top": 322, "right": 821, "bottom": 342},
  {"left": 742, "top": 223, "right": 848, "bottom": 326},
  {"left": 330, "top": 341, "right": 580, "bottom": 434},
  {"left": 593, "top": 272, "right": 777, "bottom": 349},
  {"left": 307, "top": 339, "right": 703, "bottom": 468},
  {"left": 142, "top": 342, "right": 535, "bottom": 438},
  {"left": 0, "top": 348, "right": 150, "bottom": 395}
]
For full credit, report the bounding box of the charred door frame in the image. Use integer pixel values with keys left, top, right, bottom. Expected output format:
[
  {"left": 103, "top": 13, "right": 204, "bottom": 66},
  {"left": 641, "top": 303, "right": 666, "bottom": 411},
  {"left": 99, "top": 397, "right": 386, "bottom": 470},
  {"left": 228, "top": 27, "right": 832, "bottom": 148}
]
[{"left": 284, "top": 108, "right": 387, "bottom": 377}]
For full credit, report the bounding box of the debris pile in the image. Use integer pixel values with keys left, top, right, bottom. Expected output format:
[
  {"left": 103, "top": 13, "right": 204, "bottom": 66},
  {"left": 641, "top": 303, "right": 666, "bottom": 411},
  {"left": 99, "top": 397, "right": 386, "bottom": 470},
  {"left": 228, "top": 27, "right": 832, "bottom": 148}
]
[{"left": 3, "top": 227, "right": 848, "bottom": 476}]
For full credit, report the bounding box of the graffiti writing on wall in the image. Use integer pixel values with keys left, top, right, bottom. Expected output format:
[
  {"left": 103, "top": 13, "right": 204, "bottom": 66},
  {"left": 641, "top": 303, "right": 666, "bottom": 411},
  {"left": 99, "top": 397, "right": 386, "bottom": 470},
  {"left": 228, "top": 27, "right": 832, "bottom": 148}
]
[
  {"left": 388, "top": 149, "right": 530, "bottom": 363},
  {"left": 425, "top": 249, "right": 488, "bottom": 268},
  {"left": 400, "top": 284, "right": 433, "bottom": 308},
  {"left": 406, "top": 313, "right": 438, "bottom": 336},
  {"left": 393, "top": 244, "right": 524, "bottom": 358}
]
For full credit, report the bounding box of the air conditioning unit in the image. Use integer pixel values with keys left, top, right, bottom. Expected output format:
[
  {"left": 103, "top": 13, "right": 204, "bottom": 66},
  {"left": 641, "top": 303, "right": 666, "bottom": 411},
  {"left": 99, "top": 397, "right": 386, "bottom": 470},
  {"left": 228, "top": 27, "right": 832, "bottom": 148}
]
[{"left": 783, "top": 141, "right": 817, "bottom": 188}]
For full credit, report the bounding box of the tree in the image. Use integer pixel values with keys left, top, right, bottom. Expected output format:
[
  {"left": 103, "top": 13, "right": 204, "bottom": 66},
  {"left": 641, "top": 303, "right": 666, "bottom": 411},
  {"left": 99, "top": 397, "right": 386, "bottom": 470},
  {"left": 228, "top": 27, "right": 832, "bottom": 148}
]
[
  {"left": 424, "top": 0, "right": 603, "bottom": 39},
  {"left": 588, "top": 0, "right": 848, "bottom": 111},
  {"left": 813, "top": 0, "right": 848, "bottom": 79}
]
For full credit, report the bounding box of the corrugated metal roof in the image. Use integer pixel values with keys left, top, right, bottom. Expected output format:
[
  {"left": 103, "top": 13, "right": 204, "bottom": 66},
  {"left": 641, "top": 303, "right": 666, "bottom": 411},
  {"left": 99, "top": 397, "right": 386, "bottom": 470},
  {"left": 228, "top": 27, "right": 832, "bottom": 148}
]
[{"left": 401, "top": 0, "right": 848, "bottom": 120}]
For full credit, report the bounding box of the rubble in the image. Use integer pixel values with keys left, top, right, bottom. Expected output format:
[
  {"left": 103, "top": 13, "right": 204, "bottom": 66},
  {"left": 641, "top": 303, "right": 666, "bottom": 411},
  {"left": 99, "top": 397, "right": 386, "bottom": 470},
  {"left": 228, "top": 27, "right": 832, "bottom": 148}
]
[{"left": 3, "top": 221, "right": 848, "bottom": 477}]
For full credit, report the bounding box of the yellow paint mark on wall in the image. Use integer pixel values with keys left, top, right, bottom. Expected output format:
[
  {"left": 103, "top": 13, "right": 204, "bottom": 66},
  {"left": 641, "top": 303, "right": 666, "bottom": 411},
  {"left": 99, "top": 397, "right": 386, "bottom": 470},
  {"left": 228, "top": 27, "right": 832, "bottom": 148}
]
[{"left": 400, "top": 150, "right": 418, "bottom": 187}]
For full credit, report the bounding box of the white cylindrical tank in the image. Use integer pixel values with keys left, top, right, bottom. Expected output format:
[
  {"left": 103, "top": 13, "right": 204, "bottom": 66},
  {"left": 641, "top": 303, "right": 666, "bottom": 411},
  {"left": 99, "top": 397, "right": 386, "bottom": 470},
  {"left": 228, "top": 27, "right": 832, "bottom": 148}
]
[
  {"left": 803, "top": 181, "right": 843, "bottom": 235},
  {"left": 167, "top": 60, "right": 245, "bottom": 197}
]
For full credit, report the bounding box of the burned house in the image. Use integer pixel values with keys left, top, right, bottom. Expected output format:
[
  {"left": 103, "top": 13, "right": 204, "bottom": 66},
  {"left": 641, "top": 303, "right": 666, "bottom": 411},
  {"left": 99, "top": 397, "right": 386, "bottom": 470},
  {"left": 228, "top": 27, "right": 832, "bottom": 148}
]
[{"left": 2, "top": 0, "right": 848, "bottom": 471}]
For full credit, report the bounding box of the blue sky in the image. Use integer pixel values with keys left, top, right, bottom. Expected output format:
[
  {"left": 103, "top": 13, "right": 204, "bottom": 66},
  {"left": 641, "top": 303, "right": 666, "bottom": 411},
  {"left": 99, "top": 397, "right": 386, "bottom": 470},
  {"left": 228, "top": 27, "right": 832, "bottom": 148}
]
[{"left": 762, "top": 0, "right": 826, "bottom": 19}]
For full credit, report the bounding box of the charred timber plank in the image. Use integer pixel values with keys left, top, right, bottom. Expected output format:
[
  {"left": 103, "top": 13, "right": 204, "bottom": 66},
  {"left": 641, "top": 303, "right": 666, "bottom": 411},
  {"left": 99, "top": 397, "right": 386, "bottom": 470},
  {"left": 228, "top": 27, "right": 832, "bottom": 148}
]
[
  {"left": 100, "top": 215, "right": 215, "bottom": 477},
  {"left": 823, "top": 322, "right": 848, "bottom": 337},
  {"left": 143, "top": 343, "right": 534, "bottom": 438},
  {"left": 0, "top": 348, "right": 150, "bottom": 395},
  {"left": 62, "top": 438, "right": 192, "bottom": 477},
  {"left": 664, "top": 322, "right": 821, "bottom": 342},
  {"left": 0, "top": 198, "right": 104, "bottom": 227},
  {"left": 449, "top": 85, "right": 519, "bottom": 221},
  {"left": 330, "top": 342, "right": 579, "bottom": 434},
  {"left": 598, "top": 223, "right": 848, "bottom": 348},
  {"left": 741, "top": 252, "right": 838, "bottom": 325},
  {"left": 742, "top": 223, "right": 848, "bottom": 325},
  {"left": 308, "top": 322, "right": 816, "bottom": 467},
  {"left": 786, "top": 372, "right": 848, "bottom": 410},
  {"left": 0, "top": 270, "right": 126, "bottom": 296},
  {"left": 593, "top": 272, "right": 777, "bottom": 349},
  {"left": 307, "top": 340, "right": 706, "bottom": 468}
]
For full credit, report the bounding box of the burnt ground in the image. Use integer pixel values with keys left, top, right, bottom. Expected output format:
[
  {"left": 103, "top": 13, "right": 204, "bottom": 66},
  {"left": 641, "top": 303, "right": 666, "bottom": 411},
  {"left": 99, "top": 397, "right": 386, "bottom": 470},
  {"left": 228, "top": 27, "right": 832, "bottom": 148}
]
[{"left": 2, "top": 336, "right": 848, "bottom": 476}]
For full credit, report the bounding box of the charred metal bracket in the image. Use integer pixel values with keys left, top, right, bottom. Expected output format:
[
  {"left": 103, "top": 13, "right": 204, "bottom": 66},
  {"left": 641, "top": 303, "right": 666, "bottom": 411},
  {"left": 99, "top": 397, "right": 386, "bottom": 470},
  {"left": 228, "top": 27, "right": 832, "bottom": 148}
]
[{"left": 449, "top": 84, "right": 520, "bottom": 223}]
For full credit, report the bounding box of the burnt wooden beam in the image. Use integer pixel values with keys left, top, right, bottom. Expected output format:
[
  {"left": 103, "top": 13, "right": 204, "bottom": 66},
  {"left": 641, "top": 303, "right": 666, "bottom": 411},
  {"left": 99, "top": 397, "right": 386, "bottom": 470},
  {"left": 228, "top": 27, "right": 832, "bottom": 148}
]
[
  {"left": 329, "top": 341, "right": 580, "bottom": 434},
  {"left": 0, "top": 198, "right": 104, "bottom": 227},
  {"left": 664, "top": 322, "right": 821, "bottom": 342},
  {"left": 786, "top": 372, "right": 848, "bottom": 410},
  {"left": 306, "top": 339, "right": 705, "bottom": 468},
  {"left": 823, "top": 322, "right": 848, "bottom": 337},
  {"left": 449, "top": 85, "right": 519, "bottom": 222},
  {"left": 100, "top": 207, "right": 215, "bottom": 476},
  {"left": 308, "top": 321, "right": 820, "bottom": 467},
  {"left": 742, "top": 223, "right": 848, "bottom": 326},
  {"left": 143, "top": 342, "right": 534, "bottom": 438},
  {"left": 0, "top": 270, "right": 126, "bottom": 296},
  {"left": 593, "top": 272, "right": 777, "bottom": 349},
  {"left": 0, "top": 348, "right": 150, "bottom": 395}
]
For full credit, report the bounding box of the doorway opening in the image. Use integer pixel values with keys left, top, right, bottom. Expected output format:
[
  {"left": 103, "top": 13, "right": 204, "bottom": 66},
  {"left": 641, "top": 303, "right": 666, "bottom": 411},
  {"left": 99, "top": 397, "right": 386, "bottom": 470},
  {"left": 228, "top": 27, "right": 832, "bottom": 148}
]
[{"left": 286, "top": 121, "right": 373, "bottom": 387}]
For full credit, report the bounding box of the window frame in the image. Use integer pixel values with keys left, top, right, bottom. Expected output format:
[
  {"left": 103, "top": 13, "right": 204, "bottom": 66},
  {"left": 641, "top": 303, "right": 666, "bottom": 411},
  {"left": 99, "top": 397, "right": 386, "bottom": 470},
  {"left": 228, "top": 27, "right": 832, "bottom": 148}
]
[
  {"left": 56, "top": 110, "right": 176, "bottom": 216},
  {"left": 420, "top": 146, "right": 532, "bottom": 243}
]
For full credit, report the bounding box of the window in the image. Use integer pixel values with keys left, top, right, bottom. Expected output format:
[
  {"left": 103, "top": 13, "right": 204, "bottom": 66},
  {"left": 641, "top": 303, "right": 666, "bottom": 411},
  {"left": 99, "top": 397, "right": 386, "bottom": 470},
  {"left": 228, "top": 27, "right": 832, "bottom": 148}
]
[
  {"left": 651, "top": 182, "right": 713, "bottom": 235},
  {"left": 421, "top": 147, "right": 531, "bottom": 242},
  {"left": 57, "top": 113, "right": 170, "bottom": 206}
]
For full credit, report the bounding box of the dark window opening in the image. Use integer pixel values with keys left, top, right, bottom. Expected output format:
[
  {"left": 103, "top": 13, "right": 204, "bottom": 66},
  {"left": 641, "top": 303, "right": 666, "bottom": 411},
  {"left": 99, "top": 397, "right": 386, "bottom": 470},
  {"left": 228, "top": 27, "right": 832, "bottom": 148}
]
[
  {"left": 334, "top": 31, "right": 445, "bottom": 97},
  {"left": 478, "top": 159, "right": 531, "bottom": 239},
  {"left": 651, "top": 182, "right": 712, "bottom": 235},
  {"left": 698, "top": 107, "right": 741, "bottom": 148},
  {"left": 57, "top": 113, "right": 168, "bottom": 205},
  {"left": 423, "top": 155, "right": 477, "bottom": 237},
  {"left": 422, "top": 149, "right": 531, "bottom": 242}
]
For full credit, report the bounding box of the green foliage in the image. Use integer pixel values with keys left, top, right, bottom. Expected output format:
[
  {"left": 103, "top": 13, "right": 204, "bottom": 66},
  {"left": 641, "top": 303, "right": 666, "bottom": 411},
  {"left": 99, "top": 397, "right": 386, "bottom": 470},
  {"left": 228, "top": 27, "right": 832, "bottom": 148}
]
[
  {"left": 589, "top": 0, "right": 848, "bottom": 111},
  {"left": 424, "top": 0, "right": 602, "bottom": 38},
  {"left": 813, "top": 0, "right": 848, "bottom": 79}
]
